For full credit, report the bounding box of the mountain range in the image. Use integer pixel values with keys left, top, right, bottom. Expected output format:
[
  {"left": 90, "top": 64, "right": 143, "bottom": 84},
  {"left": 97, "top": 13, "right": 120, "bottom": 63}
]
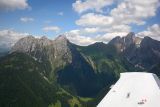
[{"left": 0, "top": 32, "right": 160, "bottom": 107}]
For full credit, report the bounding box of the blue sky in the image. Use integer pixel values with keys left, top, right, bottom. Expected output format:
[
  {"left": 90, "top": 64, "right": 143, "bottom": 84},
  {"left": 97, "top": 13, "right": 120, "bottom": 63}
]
[
  {"left": 0, "top": 0, "right": 79, "bottom": 38},
  {"left": 0, "top": 0, "right": 160, "bottom": 45}
]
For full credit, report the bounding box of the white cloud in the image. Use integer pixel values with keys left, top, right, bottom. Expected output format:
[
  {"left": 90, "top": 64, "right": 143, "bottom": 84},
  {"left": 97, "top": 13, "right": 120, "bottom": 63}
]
[
  {"left": 58, "top": 12, "right": 64, "bottom": 16},
  {"left": 84, "top": 27, "right": 100, "bottom": 33},
  {"left": 137, "top": 24, "right": 160, "bottom": 40},
  {"left": 74, "top": 0, "right": 160, "bottom": 41},
  {"left": 95, "top": 32, "right": 128, "bottom": 42},
  {"left": 76, "top": 13, "right": 131, "bottom": 33},
  {"left": 110, "top": 0, "right": 160, "bottom": 25},
  {"left": 20, "top": 17, "right": 34, "bottom": 23},
  {"left": 72, "top": 0, "right": 115, "bottom": 13},
  {"left": 69, "top": 27, "right": 100, "bottom": 35},
  {"left": 76, "top": 13, "right": 114, "bottom": 27},
  {"left": 0, "top": 0, "right": 29, "bottom": 11},
  {"left": 67, "top": 23, "right": 160, "bottom": 46},
  {"left": 0, "top": 29, "right": 29, "bottom": 52},
  {"left": 76, "top": 0, "right": 160, "bottom": 28},
  {"left": 66, "top": 31, "right": 97, "bottom": 46},
  {"left": 103, "top": 24, "right": 131, "bottom": 33},
  {"left": 66, "top": 29, "right": 128, "bottom": 46},
  {"left": 43, "top": 26, "right": 60, "bottom": 32}
]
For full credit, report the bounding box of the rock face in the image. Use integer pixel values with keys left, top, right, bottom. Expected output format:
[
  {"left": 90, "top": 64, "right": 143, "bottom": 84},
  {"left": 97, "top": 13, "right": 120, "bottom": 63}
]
[
  {"left": 108, "top": 32, "right": 160, "bottom": 70},
  {"left": 124, "top": 36, "right": 160, "bottom": 69},
  {"left": 11, "top": 36, "right": 52, "bottom": 53},
  {"left": 10, "top": 35, "right": 126, "bottom": 97},
  {"left": 12, "top": 35, "right": 72, "bottom": 63},
  {"left": 1, "top": 32, "right": 160, "bottom": 107},
  {"left": 52, "top": 35, "right": 72, "bottom": 65},
  {"left": 9, "top": 32, "right": 160, "bottom": 97},
  {"left": 11, "top": 35, "right": 72, "bottom": 80},
  {"left": 10, "top": 32, "right": 160, "bottom": 71},
  {"left": 109, "top": 32, "right": 141, "bottom": 52}
]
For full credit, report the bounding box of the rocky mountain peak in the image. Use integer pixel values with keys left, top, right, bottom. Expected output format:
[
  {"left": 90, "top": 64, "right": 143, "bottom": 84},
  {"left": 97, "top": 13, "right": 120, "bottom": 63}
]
[
  {"left": 24, "top": 35, "right": 35, "bottom": 40},
  {"left": 11, "top": 36, "right": 36, "bottom": 53},
  {"left": 39, "top": 36, "right": 52, "bottom": 46},
  {"left": 125, "top": 32, "right": 135, "bottom": 38},
  {"left": 123, "top": 32, "right": 135, "bottom": 47},
  {"left": 53, "top": 35, "right": 70, "bottom": 49},
  {"left": 142, "top": 36, "right": 152, "bottom": 42},
  {"left": 140, "top": 36, "right": 153, "bottom": 47},
  {"left": 54, "top": 35, "right": 68, "bottom": 42},
  {"left": 109, "top": 36, "right": 121, "bottom": 44},
  {"left": 52, "top": 35, "right": 72, "bottom": 62},
  {"left": 40, "top": 36, "right": 48, "bottom": 40},
  {"left": 125, "top": 32, "right": 142, "bottom": 46},
  {"left": 11, "top": 34, "right": 72, "bottom": 69},
  {"left": 11, "top": 35, "right": 52, "bottom": 54},
  {"left": 109, "top": 32, "right": 140, "bottom": 52},
  {"left": 140, "top": 36, "right": 160, "bottom": 49}
]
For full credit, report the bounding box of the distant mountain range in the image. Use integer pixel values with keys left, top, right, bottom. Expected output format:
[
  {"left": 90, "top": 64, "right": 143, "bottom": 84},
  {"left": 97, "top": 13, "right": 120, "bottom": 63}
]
[{"left": 0, "top": 32, "right": 160, "bottom": 107}]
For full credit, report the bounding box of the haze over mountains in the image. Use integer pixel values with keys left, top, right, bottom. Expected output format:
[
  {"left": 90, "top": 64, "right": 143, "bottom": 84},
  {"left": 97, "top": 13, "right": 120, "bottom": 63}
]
[{"left": 0, "top": 32, "right": 160, "bottom": 107}]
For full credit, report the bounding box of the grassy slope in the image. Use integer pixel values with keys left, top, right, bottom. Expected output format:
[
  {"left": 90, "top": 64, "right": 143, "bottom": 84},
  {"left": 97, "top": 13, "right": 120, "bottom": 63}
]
[
  {"left": 0, "top": 53, "right": 57, "bottom": 107},
  {"left": 77, "top": 43, "right": 136, "bottom": 82},
  {"left": 0, "top": 43, "right": 141, "bottom": 107},
  {"left": 0, "top": 53, "right": 86, "bottom": 107},
  {"left": 75, "top": 43, "right": 139, "bottom": 104}
]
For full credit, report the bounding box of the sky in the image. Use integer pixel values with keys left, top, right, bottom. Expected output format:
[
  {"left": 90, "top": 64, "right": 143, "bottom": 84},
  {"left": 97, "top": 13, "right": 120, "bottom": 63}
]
[{"left": 0, "top": 0, "right": 160, "bottom": 47}]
